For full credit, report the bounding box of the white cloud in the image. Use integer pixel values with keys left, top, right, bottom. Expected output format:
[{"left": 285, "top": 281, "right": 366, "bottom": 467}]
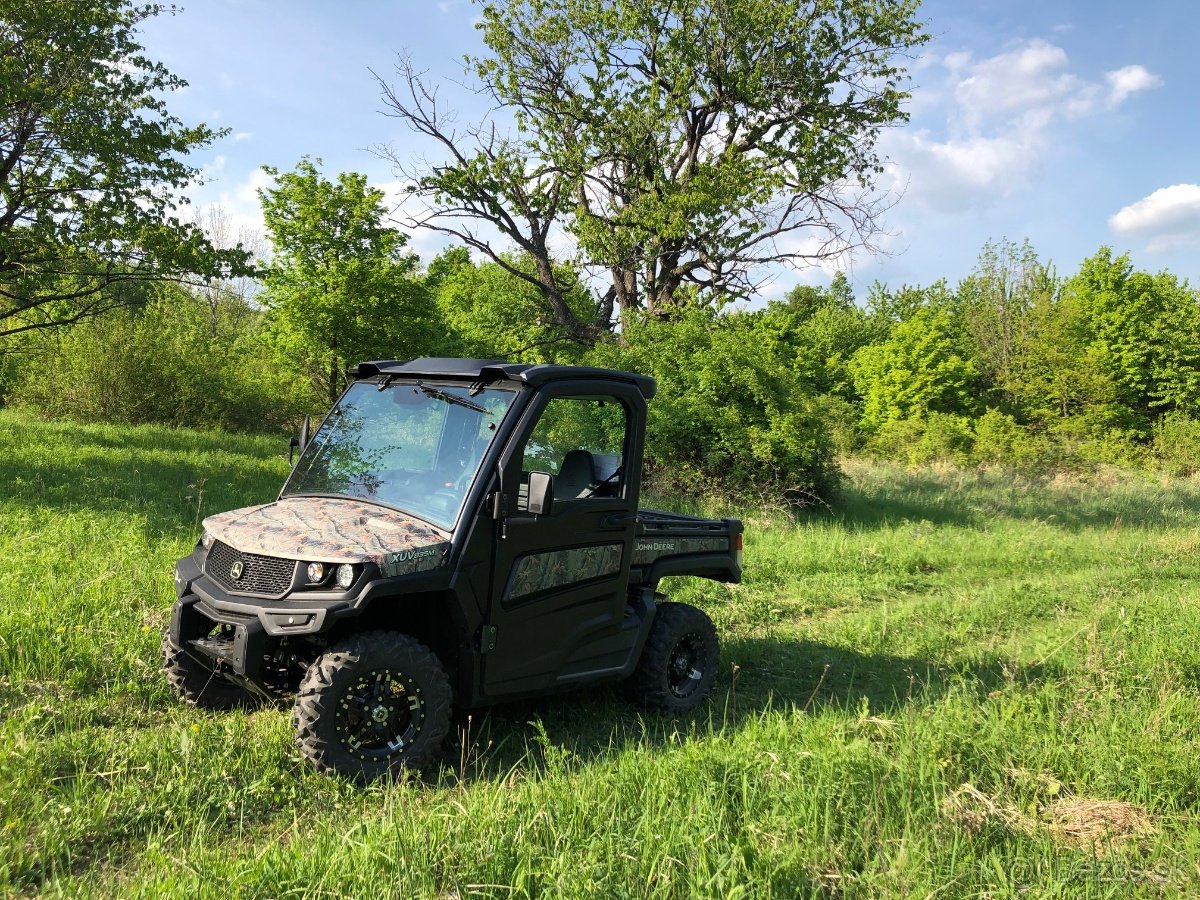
[
  {"left": 232, "top": 131, "right": 253, "bottom": 142},
  {"left": 941, "top": 51, "right": 971, "bottom": 74},
  {"left": 883, "top": 39, "right": 1159, "bottom": 214},
  {"left": 373, "top": 179, "right": 416, "bottom": 215},
  {"left": 1106, "top": 65, "right": 1162, "bottom": 107},
  {"left": 1109, "top": 184, "right": 1200, "bottom": 252},
  {"left": 952, "top": 39, "right": 1088, "bottom": 127},
  {"left": 885, "top": 131, "right": 1040, "bottom": 212}
]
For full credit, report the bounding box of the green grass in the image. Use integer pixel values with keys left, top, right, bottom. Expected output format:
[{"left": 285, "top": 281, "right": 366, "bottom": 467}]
[{"left": 4, "top": 410, "right": 1200, "bottom": 897}]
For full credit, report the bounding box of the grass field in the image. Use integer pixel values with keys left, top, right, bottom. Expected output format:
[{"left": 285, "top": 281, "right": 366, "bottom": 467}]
[{"left": 4, "top": 409, "right": 1200, "bottom": 897}]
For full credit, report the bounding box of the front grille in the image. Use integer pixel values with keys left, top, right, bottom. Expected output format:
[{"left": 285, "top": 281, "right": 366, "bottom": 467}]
[{"left": 205, "top": 540, "right": 297, "bottom": 596}]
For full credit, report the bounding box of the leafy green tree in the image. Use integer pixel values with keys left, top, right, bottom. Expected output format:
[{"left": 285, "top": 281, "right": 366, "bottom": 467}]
[
  {"left": 781, "top": 273, "right": 856, "bottom": 322},
  {"left": 1063, "top": 248, "right": 1200, "bottom": 426},
  {"left": 850, "top": 307, "right": 980, "bottom": 429},
  {"left": 429, "top": 249, "right": 597, "bottom": 362},
  {"left": 865, "top": 279, "right": 956, "bottom": 327},
  {"left": 770, "top": 274, "right": 879, "bottom": 399},
  {"left": 1006, "top": 287, "right": 1115, "bottom": 426},
  {"left": 1146, "top": 277, "right": 1200, "bottom": 414},
  {"left": 956, "top": 238, "right": 1057, "bottom": 403},
  {"left": 377, "top": 0, "right": 927, "bottom": 340},
  {"left": 591, "top": 303, "right": 838, "bottom": 499},
  {"left": 258, "top": 158, "right": 438, "bottom": 404},
  {"left": 0, "top": 0, "right": 249, "bottom": 340}
]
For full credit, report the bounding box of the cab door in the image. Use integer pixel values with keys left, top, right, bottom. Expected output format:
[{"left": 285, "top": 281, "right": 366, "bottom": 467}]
[{"left": 482, "top": 381, "right": 645, "bottom": 696}]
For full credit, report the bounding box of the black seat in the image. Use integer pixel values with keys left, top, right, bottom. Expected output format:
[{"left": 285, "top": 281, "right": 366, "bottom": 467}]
[{"left": 557, "top": 449, "right": 596, "bottom": 499}]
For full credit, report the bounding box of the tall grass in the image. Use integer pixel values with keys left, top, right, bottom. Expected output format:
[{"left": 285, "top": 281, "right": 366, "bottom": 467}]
[{"left": 3, "top": 410, "right": 1200, "bottom": 897}]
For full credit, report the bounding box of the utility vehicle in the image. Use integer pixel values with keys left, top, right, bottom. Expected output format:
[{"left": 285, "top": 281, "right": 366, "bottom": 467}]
[{"left": 165, "top": 358, "right": 743, "bottom": 780}]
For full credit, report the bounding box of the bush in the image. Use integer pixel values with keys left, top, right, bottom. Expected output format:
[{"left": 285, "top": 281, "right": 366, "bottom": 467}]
[
  {"left": 587, "top": 304, "right": 840, "bottom": 502},
  {"left": 9, "top": 285, "right": 317, "bottom": 432},
  {"left": 969, "top": 408, "right": 1069, "bottom": 470},
  {"left": 809, "top": 394, "right": 864, "bottom": 456},
  {"left": 866, "top": 413, "right": 973, "bottom": 465},
  {"left": 1153, "top": 413, "right": 1200, "bottom": 476},
  {"left": 969, "top": 408, "right": 1024, "bottom": 465},
  {"left": 1049, "top": 415, "right": 1149, "bottom": 469}
]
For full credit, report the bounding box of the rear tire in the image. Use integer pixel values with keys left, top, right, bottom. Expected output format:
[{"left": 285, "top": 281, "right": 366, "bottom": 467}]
[
  {"left": 624, "top": 602, "right": 719, "bottom": 712},
  {"left": 162, "top": 632, "right": 255, "bottom": 711},
  {"left": 293, "top": 631, "right": 452, "bottom": 782}
]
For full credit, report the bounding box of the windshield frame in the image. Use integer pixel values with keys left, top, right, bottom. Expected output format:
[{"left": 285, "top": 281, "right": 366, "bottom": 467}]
[{"left": 279, "top": 378, "right": 519, "bottom": 532}]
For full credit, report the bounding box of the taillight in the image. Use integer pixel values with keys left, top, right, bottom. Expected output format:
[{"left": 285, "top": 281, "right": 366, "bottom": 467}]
[{"left": 735, "top": 532, "right": 744, "bottom": 567}]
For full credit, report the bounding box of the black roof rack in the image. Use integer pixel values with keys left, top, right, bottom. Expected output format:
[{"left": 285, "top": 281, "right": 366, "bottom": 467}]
[{"left": 347, "top": 357, "right": 657, "bottom": 399}]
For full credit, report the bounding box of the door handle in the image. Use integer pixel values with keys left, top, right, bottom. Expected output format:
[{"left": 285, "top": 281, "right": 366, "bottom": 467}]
[{"left": 600, "top": 513, "right": 640, "bottom": 530}]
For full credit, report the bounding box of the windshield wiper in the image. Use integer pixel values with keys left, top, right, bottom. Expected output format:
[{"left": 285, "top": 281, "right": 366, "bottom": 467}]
[{"left": 417, "top": 382, "right": 488, "bottom": 414}]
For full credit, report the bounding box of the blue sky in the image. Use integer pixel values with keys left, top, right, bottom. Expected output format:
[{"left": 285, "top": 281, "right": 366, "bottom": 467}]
[{"left": 140, "top": 0, "right": 1200, "bottom": 300}]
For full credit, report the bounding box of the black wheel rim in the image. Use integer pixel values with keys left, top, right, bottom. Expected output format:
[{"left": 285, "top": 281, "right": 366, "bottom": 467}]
[
  {"left": 335, "top": 668, "right": 425, "bottom": 761},
  {"left": 666, "top": 633, "right": 705, "bottom": 699}
]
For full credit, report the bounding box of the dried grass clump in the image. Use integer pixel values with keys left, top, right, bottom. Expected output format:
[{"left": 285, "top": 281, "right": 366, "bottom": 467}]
[{"left": 943, "top": 780, "right": 1155, "bottom": 855}]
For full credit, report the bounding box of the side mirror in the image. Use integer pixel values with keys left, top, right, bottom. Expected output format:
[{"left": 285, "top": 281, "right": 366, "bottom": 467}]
[
  {"left": 527, "top": 471, "right": 554, "bottom": 516},
  {"left": 289, "top": 414, "right": 312, "bottom": 465}
]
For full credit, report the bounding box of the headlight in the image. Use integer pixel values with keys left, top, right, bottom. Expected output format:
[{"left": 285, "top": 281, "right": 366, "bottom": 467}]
[
  {"left": 306, "top": 562, "right": 325, "bottom": 583},
  {"left": 200, "top": 530, "right": 214, "bottom": 551},
  {"left": 335, "top": 564, "right": 355, "bottom": 590}
]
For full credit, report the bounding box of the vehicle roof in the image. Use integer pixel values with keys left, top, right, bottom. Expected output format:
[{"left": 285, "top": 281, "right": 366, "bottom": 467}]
[{"left": 348, "top": 357, "right": 657, "bottom": 400}]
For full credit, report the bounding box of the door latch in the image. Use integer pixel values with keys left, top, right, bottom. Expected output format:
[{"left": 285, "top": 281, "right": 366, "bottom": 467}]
[{"left": 479, "top": 625, "right": 498, "bottom": 654}]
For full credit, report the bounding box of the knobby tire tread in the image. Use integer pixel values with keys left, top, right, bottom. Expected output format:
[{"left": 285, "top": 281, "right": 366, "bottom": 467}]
[
  {"left": 624, "top": 602, "right": 719, "bottom": 713},
  {"left": 293, "top": 630, "right": 452, "bottom": 781}
]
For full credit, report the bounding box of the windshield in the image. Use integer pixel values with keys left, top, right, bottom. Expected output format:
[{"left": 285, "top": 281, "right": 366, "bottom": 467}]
[{"left": 282, "top": 380, "right": 516, "bottom": 529}]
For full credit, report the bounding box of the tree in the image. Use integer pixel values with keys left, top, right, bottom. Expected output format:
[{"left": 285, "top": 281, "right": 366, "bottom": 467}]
[
  {"left": 258, "top": 158, "right": 437, "bottom": 404},
  {"left": 430, "top": 249, "right": 598, "bottom": 362},
  {"left": 375, "top": 0, "right": 927, "bottom": 341},
  {"left": 1006, "top": 285, "right": 1115, "bottom": 426},
  {"left": 1064, "top": 248, "right": 1200, "bottom": 426},
  {"left": 591, "top": 302, "right": 838, "bottom": 498},
  {"left": 956, "top": 238, "right": 1057, "bottom": 402},
  {"left": 0, "top": 0, "right": 249, "bottom": 340},
  {"left": 850, "top": 307, "right": 979, "bottom": 429}
]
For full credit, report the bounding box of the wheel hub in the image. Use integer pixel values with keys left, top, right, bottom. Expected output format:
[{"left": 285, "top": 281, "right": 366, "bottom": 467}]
[
  {"left": 667, "top": 634, "right": 704, "bottom": 699},
  {"left": 335, "top": 668, "right": 424, "bottom": 761}
]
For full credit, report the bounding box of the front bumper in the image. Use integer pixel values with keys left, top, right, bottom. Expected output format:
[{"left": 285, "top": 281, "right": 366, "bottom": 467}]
[{"left": 171, "top": 552, "right": 352, "bottom": 678}]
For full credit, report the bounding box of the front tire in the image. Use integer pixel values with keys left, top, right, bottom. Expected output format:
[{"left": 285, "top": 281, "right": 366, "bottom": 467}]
[
  {"left": 162, "top": 632, "right": 255, "bottom": 710},
  {"left": 293, "top": 631, "right": 452, "bottom": 781},
  {"left": 624, "top": 602, "right": 719, "bottom": 712}
]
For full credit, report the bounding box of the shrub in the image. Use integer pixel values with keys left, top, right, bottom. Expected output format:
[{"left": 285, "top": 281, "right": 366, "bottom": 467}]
[
  {"left": 971, "top": 408, "right": 1024, "bottom": 464},
  {"left": 1153, "top": 413, "right": 1200, "bottom": 476},
  {"left": 866, "top": 413, "right": 973, "bottom": 465},
  {"left": 1048, "top": 415, "right": 1149, "bottom": 469},
  {"left": 809, "top": 394, "right": 864, "bottom": 456},
  {"left": 9, "top": 285, "right": 316, "bottom": 432},
  {"left": 588, "top": 304, "right": 840, "bottom": 502}
]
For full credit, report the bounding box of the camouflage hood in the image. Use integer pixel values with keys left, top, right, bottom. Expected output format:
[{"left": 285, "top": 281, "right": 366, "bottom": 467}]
[{"left": 203, "top": 497, "right": 450, "bottom": 577}]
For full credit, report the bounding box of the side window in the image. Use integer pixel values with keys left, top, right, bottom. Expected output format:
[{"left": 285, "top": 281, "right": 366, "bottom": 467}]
[{"left": 518, "top": 396, "right": 627, "bottom": 508}]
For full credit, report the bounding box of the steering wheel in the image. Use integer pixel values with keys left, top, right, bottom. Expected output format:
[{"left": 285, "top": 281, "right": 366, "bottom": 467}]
[{"left": 452, "top": 467, "right": 478, "bottom": 493}]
